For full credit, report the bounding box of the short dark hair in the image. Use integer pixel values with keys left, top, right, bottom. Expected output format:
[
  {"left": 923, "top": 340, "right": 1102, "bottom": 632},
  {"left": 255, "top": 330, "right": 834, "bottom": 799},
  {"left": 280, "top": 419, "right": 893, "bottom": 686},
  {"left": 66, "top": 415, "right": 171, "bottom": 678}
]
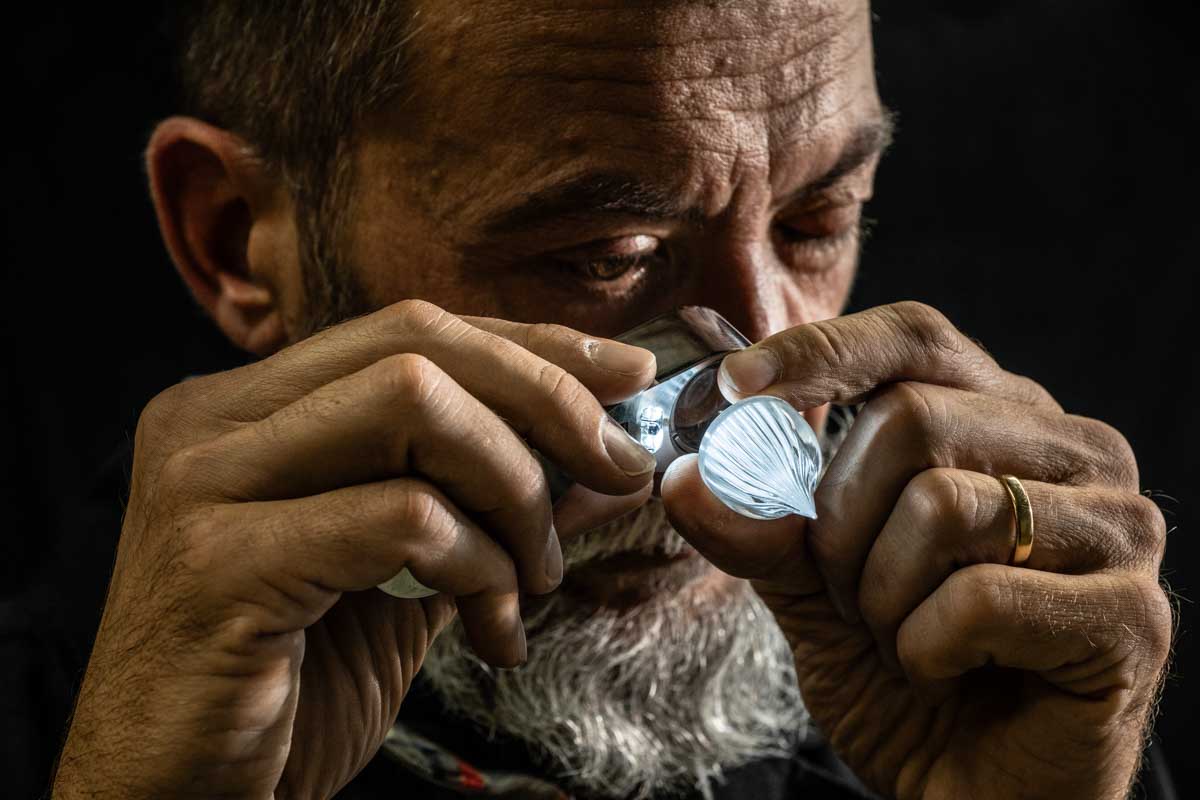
[{"left": 175, "top": 1, "right": 418, "bottom": 331}]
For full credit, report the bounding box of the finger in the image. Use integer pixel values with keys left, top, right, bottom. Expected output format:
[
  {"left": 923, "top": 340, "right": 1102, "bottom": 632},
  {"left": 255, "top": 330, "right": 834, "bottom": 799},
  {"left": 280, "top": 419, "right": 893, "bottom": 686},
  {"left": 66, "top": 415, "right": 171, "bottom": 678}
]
[
  {"left": 395, "top": 310, "right": 656, "bottom": 492},
  {"left": 896, "top": 564, "right": 1172, "bottom": 705},
  {"left": 197, "top": 477, "right": 526, "bottom": 668},
  {"left": 718, "top": 301, "right": 1060, "bottom": 412},
  {"left": 809, "top": 381, "right": 1141, "bottom": 622},
  {"left": 660, "top": 455, "right": 824, "bottom": 594},
  {"left": 169, "top": 354, "right": 560, "bottom": 595},
  {"left": 464, "top": 316, "right": 656, "bottom": 405},
  {"left": 189, "top": 302, "right": 657, "bottom": 493},
  {"left": 553, "top": 481, "right": 654, "bottom": 543},
  {"left": 859, "top": 469, "right": 1168, "bottom": 669}
]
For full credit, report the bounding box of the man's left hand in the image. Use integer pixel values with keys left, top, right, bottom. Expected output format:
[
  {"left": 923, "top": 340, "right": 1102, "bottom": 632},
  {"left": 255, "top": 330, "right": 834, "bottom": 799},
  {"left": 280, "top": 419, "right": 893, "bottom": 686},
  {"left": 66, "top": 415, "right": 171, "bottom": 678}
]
[{"left": 662, "top": 301, "right": 1172, "bottom": 800}]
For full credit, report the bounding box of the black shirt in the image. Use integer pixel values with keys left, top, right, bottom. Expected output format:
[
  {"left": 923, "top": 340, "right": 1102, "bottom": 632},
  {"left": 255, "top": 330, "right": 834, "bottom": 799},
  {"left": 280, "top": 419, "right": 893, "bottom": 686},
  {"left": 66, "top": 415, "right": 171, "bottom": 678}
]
[{"left": 1, "top": 443, "right": 1176, "bottom": 799}]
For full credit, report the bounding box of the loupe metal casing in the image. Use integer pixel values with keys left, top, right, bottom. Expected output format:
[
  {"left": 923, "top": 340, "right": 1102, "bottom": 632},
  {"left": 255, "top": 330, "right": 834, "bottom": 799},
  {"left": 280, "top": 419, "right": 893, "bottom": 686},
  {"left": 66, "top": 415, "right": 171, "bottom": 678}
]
[{"left": 543, "top": 306, "right": 750, "bottom": 499}]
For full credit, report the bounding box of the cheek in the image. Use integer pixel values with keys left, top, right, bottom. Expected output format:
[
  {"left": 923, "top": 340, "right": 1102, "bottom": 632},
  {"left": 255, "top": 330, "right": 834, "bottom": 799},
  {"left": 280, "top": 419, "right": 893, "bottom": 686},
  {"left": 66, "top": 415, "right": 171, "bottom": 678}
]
[
  {"left": 347, "top": 213, "right": 524, "bottom": 320},
  {"left": 483, "top": 272, "right": 666, "bottom": 336},
  {"left": 357, "top": 255, "right": 495, "bottom": 316},
  {"left": 778, "top": 253, "right": 860, "bottom": 329}
]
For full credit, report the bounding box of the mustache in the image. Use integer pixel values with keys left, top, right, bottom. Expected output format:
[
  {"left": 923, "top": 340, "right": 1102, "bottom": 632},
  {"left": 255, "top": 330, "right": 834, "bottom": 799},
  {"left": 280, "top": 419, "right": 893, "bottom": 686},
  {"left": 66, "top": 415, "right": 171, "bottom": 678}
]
[{"left": 560, "top": 500, "right": 692, "bottom": 571}]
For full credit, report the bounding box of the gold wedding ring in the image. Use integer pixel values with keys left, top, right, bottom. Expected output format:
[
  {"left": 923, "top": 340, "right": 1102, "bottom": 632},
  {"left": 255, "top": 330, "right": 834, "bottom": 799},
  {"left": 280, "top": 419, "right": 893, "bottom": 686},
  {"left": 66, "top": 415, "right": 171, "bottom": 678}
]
[{"left": 998, "top": 474, "right": 1034, "bottom": 566}]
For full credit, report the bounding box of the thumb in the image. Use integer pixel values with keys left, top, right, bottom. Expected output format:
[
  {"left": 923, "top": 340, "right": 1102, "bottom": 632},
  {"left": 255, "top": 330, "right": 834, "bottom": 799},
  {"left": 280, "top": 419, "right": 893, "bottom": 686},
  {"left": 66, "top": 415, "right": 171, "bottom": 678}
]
[{"left": 660, "top": 454, "right": 823, "bottom": 595}]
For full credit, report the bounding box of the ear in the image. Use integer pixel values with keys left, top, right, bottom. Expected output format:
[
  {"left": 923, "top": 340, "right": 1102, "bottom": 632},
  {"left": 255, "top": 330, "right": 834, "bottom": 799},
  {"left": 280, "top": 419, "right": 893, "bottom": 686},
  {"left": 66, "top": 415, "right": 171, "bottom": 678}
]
[{"left": 146, "top": 117, "right": 296, "bottom": 356}]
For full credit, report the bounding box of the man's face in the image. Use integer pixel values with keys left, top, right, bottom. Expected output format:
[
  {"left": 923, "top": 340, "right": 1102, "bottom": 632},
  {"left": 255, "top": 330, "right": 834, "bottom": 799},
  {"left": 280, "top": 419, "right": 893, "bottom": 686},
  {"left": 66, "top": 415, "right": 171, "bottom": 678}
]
[
  {"left": 338, "top": 0, "right": 886, "bottom": 344},
  {"left": 316, "top": 0, "right": 884, "bottom": 611},
  {"left": 292, "top": 1, "right": 885, "bottom": 792}
]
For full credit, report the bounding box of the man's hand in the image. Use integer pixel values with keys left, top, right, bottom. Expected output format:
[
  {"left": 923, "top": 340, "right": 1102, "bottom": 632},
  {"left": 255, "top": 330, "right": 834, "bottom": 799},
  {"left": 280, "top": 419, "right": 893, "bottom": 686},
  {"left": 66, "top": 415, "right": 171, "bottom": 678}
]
[
  {"left": 52, "top": 300, "right": 657, "bottom": 799},
  {"left": 662, "top": 301, "right": 1172, "bottom": 800}
]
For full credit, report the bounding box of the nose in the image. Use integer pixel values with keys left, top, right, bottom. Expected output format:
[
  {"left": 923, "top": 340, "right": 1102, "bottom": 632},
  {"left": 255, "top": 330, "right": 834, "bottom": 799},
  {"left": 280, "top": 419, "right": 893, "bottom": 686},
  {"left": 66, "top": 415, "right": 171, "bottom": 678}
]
[{"left": 678, "top": 234, "right": 796, "bottom": 345}]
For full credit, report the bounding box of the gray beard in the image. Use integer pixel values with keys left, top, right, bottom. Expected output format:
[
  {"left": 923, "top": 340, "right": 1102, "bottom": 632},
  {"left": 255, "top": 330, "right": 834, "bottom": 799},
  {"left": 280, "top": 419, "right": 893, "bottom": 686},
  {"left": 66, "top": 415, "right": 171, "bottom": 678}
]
[{"left": 420, "top": 500, "right": 810, "bottom": 800}]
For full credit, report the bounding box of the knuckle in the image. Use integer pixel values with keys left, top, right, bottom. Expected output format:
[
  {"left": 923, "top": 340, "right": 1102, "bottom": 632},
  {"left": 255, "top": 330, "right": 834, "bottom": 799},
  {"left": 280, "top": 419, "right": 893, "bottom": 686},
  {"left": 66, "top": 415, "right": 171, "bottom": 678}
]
[
  {"left": 147, "top": 508, "right": 235, "bottom": 615},
  {"left": 157, "top": 443, "right": 216, "bottom": 501},
  {"left": 510, "top": 453, "right": 552, "bottom": 515},
  {"left": 175, "top": 509, "right": 226, "bottom": 566},
  {"left": 943, "top": 563, "right": 1010, "bottom": 632},
  {"left": 1009, "top": 372, "right": 1063, "bottom": 412},
  {"left": 535, "top": 361, "right": 586, "bottom": 408},
  {"left": 372, "top": 353, "right": 444, "bottom": 411},
  {"left": 1071, "top": 415, "right": 1140, "bottom": 488},
  {"left": 136, "top": 384, "right": 183, "bottom": 445},
  {"left": 1129, "top": 578, "right": 1175, "bottom": 667},
  {"left": 904, "top": 468, "right": 977, "bottom": 538},
  {"left": 805, "top": 318, "right": 854, "bottom": 372},
  {"left": 393, "top": 481, "right": 443, "bottom": 533},
  {"left": 524, "top": 322, "right": 574, "bottom": 354},
  {"left": 872, "top": 381, "right": 943, "bottom": 442},
  {"left": 889, "top": 301, "right": 964, "bottom": 357},
  {"left": 389, "top": 483, "right": 461, "bottom": 559},
  {"left": 1124, "top": 494, "right": 1168, "bottom": 562},
  {"left": 385, "top": 298, "right": 453, "bottom": 334}
]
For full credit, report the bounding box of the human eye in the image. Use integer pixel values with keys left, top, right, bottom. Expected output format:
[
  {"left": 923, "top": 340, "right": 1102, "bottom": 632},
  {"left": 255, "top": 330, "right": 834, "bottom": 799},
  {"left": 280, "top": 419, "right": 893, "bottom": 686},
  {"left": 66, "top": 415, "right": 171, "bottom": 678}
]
[
  {"left": 547, "top": 234, "right": 666, "bottom": 293},
  {"left": 772, "top": 201, "right": 864, "bottom": 271}
]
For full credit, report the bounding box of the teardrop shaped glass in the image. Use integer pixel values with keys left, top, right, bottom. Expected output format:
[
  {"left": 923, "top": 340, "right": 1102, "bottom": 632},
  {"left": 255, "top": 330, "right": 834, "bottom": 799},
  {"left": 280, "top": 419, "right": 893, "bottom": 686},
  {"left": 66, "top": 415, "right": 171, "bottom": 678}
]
[{"left": 698, "top": 395, "right": 821, "bottom": 520}]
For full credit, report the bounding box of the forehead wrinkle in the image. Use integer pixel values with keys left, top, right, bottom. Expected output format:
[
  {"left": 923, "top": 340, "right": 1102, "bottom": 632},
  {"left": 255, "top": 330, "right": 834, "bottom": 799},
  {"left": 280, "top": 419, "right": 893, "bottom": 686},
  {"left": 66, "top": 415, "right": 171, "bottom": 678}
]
[
  {"left": 476, "top": 22, "right": 870, "bottom": 164},
  {"left": 764, "top": 20, "right": 874, "bottom": 157},
  {"left": 489, "top": 6, "right": 850, "bottom": 89},
  {"left": 495, "top": 29, "right": 849, "bottom": 120},
  {"left": 473, "top": 0, "right": 844, "bottom": 51},
  {"left": 479, "top": 110, "right": 889, "bottom": 240},
  {"left": 504, "top": 8, "right": 845, "bottom": 83},
  {"left": 508, "top": 74, "right": 859, "bottom": 163},
  {"left": 382, "top": 0, "right": 875, "bottom": 236},
  {"left": 402, "top": 0, "right": 866, "bottom": 133},
  {"left": 472, "top": 5, "right": 867, "bottom": 153}
]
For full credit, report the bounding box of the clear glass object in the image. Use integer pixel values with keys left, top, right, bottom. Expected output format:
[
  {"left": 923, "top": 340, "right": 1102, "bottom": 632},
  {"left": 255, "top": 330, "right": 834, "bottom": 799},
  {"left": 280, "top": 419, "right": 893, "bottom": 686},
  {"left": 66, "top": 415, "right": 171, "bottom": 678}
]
[
  {"left": 378, "top": 568, "right": 438, "bottom": 599},
  {"left": 698, "top": 395, "right": 821, "bottom": 520},
  {"left": 380, "top": 307, "right": 766, "bottom": 598}
]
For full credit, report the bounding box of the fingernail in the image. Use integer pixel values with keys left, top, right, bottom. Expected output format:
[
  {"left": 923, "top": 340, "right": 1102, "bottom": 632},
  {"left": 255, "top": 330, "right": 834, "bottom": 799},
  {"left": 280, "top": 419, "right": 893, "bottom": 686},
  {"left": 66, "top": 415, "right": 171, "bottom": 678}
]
[
  {"left": 603, "top": 417, "right": 657, "bottom": 476},
  {"left": 544, "top": 525, "right": 563, "bottom": 587},
  {"left": 721, "top": 348, "right": 781, "bottom": 394},
  {"left": 588, "top": 340, "right": 655, "bottom": 376}
]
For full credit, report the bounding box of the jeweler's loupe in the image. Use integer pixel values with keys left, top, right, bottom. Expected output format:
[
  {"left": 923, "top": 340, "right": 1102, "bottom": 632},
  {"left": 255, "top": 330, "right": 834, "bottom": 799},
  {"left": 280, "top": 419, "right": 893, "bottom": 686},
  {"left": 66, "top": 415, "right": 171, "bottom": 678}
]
[
  {"left": 379, "top": 306, "right": 749, "bottom": 599},
  {"left": 540, "top": 305, "right": 751, "bottom": 499}
]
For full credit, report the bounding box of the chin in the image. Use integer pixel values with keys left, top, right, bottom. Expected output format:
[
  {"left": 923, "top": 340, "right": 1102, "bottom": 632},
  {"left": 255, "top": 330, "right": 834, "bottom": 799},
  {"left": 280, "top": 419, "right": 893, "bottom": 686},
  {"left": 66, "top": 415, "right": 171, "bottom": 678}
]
[{"left": 421, "top": 537, "right": 806, "bottom": 800}]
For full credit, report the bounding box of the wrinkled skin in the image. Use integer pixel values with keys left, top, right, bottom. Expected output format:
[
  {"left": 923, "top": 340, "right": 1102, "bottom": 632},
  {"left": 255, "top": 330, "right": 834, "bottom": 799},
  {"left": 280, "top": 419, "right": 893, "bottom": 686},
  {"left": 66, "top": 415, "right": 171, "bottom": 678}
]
[
  {"left": 53, "top": 1, "right": 1171, "bottom": 799},
  {"left": 664, "top": 302, "right": 1172, "bottom": 798}
]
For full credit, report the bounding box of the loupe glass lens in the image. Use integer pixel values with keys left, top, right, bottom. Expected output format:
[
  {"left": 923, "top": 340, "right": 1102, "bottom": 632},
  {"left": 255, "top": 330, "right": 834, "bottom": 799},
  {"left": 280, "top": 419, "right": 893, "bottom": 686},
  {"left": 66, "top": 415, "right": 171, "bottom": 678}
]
[{"left": 669, "top": 358, "right": 729, "bottom": 454}]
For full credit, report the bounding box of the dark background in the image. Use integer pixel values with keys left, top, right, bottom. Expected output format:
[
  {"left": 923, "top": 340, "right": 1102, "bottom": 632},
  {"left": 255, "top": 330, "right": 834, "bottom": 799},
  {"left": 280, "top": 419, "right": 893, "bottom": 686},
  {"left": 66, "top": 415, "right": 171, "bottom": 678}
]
[{"left": 2, "top": 1, "right": 1196, "bottom": 795}]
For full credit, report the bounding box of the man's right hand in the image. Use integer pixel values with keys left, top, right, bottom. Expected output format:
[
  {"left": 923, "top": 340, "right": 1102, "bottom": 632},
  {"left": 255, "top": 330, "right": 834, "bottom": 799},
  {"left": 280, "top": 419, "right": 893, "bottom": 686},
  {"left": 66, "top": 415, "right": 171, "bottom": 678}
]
[{"left": 51, "top": 300, "right": 657, "bottom": 800}]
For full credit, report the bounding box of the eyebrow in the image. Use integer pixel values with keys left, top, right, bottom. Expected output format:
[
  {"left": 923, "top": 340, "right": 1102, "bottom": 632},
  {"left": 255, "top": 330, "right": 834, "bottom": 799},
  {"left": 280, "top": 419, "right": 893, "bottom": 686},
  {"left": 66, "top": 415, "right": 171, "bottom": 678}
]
[
  {"left": 779, "top": 112, "right": 895, "bottom": 206},
  {"left": 482, "top": 112, "right": 895, "bottom": 238}
]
